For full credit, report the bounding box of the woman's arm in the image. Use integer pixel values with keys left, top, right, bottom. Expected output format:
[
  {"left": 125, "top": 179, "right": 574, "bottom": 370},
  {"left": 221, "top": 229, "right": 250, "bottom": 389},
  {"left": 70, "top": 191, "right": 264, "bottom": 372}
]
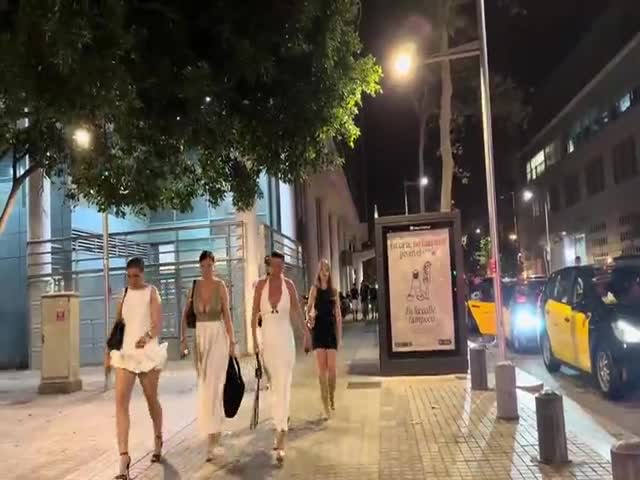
[
  {"left": 219, "top": 281, "right": 236, "bottom": 355},
  {"left": 334, "top": 289, "right": 343, "bottom": 348},
  {"left": 286, "top": 280, "right": 307, "bottom": 337},
  {"left": 251, "top": 280, "right": 265, "bottom": 353}
]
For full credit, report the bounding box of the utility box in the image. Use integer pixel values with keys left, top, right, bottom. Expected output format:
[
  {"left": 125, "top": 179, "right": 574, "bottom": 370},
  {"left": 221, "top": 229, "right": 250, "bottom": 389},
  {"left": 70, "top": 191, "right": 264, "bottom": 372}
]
[{"left": 38, "top": 293, "right": 83, "bottom": 394}]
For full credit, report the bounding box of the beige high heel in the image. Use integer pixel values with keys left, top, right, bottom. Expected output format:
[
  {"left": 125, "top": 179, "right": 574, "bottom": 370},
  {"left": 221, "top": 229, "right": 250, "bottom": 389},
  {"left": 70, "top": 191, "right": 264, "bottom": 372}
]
[{"left": 206, "top": 432, "right": 221, "bottom": 463}]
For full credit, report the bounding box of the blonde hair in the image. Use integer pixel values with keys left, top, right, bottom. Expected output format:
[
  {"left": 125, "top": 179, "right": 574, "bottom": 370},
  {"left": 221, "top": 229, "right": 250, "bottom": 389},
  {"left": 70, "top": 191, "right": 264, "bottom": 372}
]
[{"left": 314, "top": 259, "right": 335, "bottom": 294}]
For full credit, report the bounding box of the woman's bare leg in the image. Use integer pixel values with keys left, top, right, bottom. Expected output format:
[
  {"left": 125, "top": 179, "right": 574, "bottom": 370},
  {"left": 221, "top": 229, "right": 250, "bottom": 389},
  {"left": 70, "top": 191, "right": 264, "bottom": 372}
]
[
  {"left": 115, "top": 368, "right": 136, "bottom": 474},
  {"left": 139, "top": 370, "right": 163, "bottom": 447}
]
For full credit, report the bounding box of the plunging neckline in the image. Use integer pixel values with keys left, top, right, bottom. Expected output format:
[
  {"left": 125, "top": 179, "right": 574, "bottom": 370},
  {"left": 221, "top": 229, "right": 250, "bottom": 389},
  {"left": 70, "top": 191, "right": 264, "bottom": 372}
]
[
  {"left": 268, "top": 276, "right": 284, "bottom": 311},
  {"left": 197, "top": 279, "right": 216, "bottom": 313}
]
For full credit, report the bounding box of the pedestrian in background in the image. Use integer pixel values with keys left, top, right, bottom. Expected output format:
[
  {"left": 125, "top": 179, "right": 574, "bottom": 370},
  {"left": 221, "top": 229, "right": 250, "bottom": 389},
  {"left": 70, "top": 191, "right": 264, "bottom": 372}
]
[
  {"left": 350, "top": 283, "right": 360, "bottom": 321},
  {"left": 360, "top": 281, "right": 370, "bottom": 321},
  {"left": 108, "top": 257, "right": 167, "bottom": 480},
  {"left": 369, "top": 283, "right": 378, "bottom": 319},
  {"left": 306, "top": 259, "right": 343, "bottom": 418},
  {"left": 251, "top": 251, "right": 308, "bottom": 464},
  {"left": 180, "top": 251, "right": 237, "bottom": 463}
]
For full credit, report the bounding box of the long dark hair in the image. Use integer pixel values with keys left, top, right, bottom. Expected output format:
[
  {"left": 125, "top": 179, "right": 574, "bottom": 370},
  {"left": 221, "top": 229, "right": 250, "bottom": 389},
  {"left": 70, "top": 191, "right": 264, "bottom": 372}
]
[{"left": 314, "top": 259, "right": 336, "bottom": 297}]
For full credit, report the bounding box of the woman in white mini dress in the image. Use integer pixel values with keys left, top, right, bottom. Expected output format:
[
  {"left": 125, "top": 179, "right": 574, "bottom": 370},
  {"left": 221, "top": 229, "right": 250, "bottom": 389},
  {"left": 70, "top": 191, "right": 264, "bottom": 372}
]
[
  {"left": 251, "top": 251, "right": 308, "bottom": 464},
  {"left": 180, "top": 250, "right": 237, "bottom": 462},
  {"left": 106, "top": 257, "right": 167, "bottom": 480}
]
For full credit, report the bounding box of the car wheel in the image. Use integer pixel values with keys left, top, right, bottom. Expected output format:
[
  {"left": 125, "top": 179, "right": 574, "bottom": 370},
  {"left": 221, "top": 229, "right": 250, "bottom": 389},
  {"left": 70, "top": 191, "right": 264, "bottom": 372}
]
[
  {"left": 594, "top": 345, "right": 624, "bottom": 400},
  {"left": 542, "top": 331, "right": 560, "bottom": 373}
]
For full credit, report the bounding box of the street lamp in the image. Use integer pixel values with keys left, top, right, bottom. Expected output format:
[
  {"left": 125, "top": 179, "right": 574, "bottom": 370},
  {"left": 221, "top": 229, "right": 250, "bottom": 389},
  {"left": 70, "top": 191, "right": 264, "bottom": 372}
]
[
  {"left": 522, "top": 189, "right": 551, "bottom": 275},
  {"left": 509, "top": 233, "right": 518, "bottom": 242},
  {"left": 72, "top": 127, "right": 91, "bottom": 150},
  {"left": 403, "top": 176, "right": 429, "bottom": 215},
  {"left": 391, "top": 43, "right": 417, "bottom": 79},
  {"left": 475, "top": 228, "right": 481, "bottom": 235}
]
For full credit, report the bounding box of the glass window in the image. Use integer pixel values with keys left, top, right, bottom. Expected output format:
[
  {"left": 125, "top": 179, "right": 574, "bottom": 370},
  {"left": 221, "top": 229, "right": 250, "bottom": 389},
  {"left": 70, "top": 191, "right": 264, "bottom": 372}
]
[
  {"left": 556, "top": 270, "right": 574, "bottom": 304},
  {"left": 586, "top": 156, "right": 605, "bottom": 196},
  {"left": 613, "top": 137, "right": 638, "bottom": 184},
  {"left": 573, "top": 277, "right": 584, "bottom": 304},
  {"left": 567, "top": 138, "right": 575, "bottom": 154},
  {"left": 564, "top": 174, "right": 581, "bottom": 207},
  {"left": 617, "top": 93, "right": 632, "bottom": 114},
  {"left": 526, "top": 150, "right": 546, "bottom": 181},
  {"left": 544, "top": 143, "right": 557, "bottom": 166}
]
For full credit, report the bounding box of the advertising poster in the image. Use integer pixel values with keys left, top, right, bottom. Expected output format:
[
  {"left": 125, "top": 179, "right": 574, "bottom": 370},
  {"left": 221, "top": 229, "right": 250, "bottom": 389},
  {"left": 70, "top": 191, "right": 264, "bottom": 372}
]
[{"left": 387, "top": 228, "right": 455, "bottom": 352}]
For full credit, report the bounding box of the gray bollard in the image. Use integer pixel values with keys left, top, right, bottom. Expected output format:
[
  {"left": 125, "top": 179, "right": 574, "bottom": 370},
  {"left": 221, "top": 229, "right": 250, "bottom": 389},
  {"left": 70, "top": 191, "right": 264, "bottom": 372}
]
[
  {"left": 469, "top": 345, "right": 488, "bottom": 391},
  {"left": 495, "top": 361, "right": 519, "bottom": 420},
  {"left": 611, "top": 438, "right": 640, "bottom": 480},
  {"left": 535, "top": 389, "right": 568, "bottom": 465}
]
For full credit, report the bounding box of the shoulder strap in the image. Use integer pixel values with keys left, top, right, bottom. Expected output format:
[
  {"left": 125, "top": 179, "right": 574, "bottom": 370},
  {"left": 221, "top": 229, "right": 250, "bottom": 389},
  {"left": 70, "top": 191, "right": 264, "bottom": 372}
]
[
  {"left": 117, "top": 287, "right": 128, "bottom": 320},
  {"left": 190, "top": 280, "right": 197, "bottom": 300}
]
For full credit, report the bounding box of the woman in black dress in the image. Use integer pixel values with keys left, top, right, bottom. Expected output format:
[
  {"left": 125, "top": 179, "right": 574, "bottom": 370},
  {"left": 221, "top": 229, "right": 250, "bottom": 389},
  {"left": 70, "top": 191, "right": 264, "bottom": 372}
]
[{"left": 306, "top": 259, "right": 342, "bottom": 418}]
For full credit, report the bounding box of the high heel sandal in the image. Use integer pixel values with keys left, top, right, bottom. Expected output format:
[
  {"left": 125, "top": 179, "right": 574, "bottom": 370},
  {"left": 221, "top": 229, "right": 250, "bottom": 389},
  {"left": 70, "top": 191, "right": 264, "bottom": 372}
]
[
  {"left": 150, "top": 435, "right": 163, "bottom": 463},
  {"left": 114, "top": 452, "right": 130, "bottom": 480}
]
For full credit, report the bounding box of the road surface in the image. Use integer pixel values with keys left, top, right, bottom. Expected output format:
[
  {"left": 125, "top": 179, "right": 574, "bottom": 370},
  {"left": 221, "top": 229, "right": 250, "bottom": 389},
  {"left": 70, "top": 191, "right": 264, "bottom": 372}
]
[{"left": 478, "top": 337, "right": 640, "bottom": 440}]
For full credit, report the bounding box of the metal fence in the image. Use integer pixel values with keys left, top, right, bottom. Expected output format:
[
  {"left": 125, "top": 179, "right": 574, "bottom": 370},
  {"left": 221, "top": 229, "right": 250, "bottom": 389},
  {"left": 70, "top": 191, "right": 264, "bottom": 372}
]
[
  {"left": 27, "top": 221, "right": 245, "bottom": 367},
  {"left": 263, "top": 224, "right": 307, "bottom": 294}
]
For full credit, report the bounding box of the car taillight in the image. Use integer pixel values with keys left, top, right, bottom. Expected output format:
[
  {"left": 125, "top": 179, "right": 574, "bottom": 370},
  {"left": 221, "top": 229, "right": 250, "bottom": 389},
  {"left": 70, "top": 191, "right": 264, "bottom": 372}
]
[{"left": 516, "top": 295, "right": 528, "bottom": 303}]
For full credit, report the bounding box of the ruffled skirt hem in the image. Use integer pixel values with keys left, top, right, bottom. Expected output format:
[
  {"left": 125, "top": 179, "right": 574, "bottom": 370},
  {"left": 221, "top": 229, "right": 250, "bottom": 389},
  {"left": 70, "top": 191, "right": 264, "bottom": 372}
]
[{"left": 110, "top": 342, "right": 168, "bottom": 374}]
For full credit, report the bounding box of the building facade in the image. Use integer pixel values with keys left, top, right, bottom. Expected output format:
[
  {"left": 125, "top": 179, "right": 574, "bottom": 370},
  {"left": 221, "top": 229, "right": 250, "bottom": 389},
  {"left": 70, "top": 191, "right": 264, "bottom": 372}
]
[
  {"left": 515, "top": 6, "right": 640, "bottom": 275},
  {"left": 0, "top": 164, "right": 364, "bottom": 369}
]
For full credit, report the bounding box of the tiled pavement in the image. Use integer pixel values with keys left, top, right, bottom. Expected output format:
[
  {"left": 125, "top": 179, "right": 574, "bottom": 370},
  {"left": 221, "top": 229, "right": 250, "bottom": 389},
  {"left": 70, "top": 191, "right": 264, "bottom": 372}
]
[{"left": 1, "top": 323, "right": 613, "bottom": 479}]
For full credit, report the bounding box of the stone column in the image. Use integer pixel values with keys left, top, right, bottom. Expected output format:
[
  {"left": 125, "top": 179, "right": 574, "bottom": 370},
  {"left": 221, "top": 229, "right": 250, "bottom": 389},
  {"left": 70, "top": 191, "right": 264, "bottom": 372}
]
[
  {"left": 330, "top": 213, "right": 341, "bottom": 293},
  {"left": 236, "top": 208, "right": 261, "bottom": 353},
  {"left": 303, "top": 182, "right": 319, "bottom": 287},
  {"left": 320, "top": 199, "right": 331, "bottom": 262}
]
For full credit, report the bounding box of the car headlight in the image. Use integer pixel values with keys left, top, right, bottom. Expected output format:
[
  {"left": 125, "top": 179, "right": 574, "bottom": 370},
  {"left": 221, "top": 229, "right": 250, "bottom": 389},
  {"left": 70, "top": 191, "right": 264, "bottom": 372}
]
[
  {"left": 514, "top": 309, "right": 540, "bottom": 331},
  {"left": 613, "top": 320, "right": 640, "bottom": 343}
]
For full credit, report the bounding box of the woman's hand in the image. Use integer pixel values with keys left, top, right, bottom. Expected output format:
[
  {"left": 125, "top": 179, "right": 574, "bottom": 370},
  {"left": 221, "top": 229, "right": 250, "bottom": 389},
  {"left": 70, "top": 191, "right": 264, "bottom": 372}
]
[
  {"left": 135, "top": 336, "right": 148, "bottom": 349},
  {"left": 180, "top": 337, "right": 188, "bottom": 356},
  {"left": 229, "top": 339, "right": 237, "bottom": 357}
]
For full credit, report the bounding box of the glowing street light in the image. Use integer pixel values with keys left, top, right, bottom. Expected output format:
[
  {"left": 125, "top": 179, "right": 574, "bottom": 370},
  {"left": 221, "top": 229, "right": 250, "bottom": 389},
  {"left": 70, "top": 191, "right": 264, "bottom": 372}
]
[
  {"left": 509, "top": 233, "right": 518, "bottom": 242},
  {"left": 419, "top": 176, "right": 429, "bottom": 187},
  {"left": 72, "top": 128, "right": 91, "bottom": 150},
  {"left": 475, "top": 228, "right": 481, "bottom": 235},
  {"left": 522, "top": 189, "right": 534, "bottom": 202},
  {"left": 391, "top": 43, "right": 416, "bottom": 79}
]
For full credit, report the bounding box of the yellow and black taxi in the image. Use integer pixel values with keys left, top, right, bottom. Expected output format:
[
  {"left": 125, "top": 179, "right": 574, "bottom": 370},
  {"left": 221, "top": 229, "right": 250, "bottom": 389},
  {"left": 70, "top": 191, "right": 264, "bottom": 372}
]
[{"left": 540, "top": 258, "right": 640, "bottom": 399}]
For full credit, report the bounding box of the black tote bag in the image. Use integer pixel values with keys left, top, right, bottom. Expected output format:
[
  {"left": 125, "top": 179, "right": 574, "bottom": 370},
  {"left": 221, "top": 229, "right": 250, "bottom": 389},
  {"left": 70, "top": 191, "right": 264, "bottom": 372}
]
[
  {"left": 223, "top": 356, "right": 245, "bottom": 418},
  {"left": 106, "top": 288, "right": 128, "bottom": 351}
]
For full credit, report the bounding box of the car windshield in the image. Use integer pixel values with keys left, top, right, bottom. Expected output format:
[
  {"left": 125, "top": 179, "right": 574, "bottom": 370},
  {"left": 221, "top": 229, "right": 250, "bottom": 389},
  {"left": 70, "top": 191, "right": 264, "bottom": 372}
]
[
  {"left": 469, "top": 278, "right": 514, "bottom": 305},
  {"left": 592, "top": 265, "right": 640, "bottom": 307},
  {"left": 515, "top": 280, "right": 546, "bottom": 301}
]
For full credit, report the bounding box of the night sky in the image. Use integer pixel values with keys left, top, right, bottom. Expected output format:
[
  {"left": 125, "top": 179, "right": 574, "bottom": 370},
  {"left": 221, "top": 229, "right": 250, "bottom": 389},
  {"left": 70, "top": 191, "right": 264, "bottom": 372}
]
[{"left": 348, "top": 0, "right": 609, "bottom": 235}]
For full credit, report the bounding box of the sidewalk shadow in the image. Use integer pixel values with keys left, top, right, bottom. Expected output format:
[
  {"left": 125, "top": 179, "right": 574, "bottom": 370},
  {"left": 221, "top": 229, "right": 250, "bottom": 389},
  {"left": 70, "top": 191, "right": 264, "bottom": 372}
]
[
  {"left": 219, "top": 418, "right": 327, "bottom": 478},
  {"left": 157, "top": 461, "right": 181, "bottom": 480}
]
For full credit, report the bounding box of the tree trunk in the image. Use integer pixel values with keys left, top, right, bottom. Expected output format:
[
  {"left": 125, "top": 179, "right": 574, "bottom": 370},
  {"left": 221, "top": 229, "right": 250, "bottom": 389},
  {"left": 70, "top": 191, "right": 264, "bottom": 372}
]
[
  {"left": 439, "top": 2, "right": 454, "bottom": 212},
  {"left": 418, "top": 113, "right": 427, "bottom": 213},
  {"left": 0, "top": 165, "right": 38, "bottom": 235}
]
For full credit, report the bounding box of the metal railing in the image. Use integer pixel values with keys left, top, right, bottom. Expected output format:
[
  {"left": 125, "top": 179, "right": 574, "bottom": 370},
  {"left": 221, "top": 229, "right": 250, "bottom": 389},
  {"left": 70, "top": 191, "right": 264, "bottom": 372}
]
[{"left": 27, "top": 220, "right": 246, "bottom": 366}]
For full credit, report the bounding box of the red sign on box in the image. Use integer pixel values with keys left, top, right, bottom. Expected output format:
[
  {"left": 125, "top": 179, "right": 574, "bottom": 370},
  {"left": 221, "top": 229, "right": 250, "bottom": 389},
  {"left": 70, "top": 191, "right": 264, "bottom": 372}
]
[{"left": 56, "top": 309, "right": 65, "bottom": 322}]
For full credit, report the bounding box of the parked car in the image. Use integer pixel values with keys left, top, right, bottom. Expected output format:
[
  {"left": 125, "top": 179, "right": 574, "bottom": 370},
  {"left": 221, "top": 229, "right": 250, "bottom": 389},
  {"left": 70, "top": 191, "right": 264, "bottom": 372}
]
[
  {"left": 540, "top": 259, "right": 640, "bottom": 399},
  {"left": 467, "top": 278, "right": 515, "bottom": 336},
  {"left": 504, "top": 277, "right": 547, "bottom": 352}
]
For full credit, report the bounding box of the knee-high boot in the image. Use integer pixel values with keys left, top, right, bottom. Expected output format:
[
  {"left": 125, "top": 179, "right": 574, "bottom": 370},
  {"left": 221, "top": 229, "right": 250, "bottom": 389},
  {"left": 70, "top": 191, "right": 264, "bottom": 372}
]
[
  {"left": 328, "top": 374, "right": 336, "bottom": 411},
  {"left": 318, "top": 375, "right": 330, "bottom": 417}
]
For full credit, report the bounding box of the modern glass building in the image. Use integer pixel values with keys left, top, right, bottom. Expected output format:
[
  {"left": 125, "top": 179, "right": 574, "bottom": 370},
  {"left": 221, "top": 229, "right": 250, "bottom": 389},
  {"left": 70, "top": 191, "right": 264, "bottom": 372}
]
[{"left": 0, "top": 162, "right": 364, "bottom": 369}]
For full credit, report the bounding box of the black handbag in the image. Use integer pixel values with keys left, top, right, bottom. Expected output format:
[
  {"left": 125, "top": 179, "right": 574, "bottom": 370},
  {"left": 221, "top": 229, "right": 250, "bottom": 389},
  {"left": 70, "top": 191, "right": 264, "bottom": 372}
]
[
  {"left": 223, "top": 356, "right": 245, "bottom": 418},
  {"left": 186, "top": 280, "right": 197, "bottom": 329},
  {"left": 106, "top": 288, "right": 128, "bottom": 351}
]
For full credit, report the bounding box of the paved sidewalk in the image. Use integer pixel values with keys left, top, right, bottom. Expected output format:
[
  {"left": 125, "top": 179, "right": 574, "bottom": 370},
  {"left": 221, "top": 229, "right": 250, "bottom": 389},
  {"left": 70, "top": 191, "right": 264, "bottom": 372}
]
[{"left": 1, "top": 323, "right": 614, "bottom": 479}]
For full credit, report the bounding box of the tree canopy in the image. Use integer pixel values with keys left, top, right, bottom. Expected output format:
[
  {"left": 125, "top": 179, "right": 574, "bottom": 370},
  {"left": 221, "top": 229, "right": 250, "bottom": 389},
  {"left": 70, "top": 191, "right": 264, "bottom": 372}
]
[{"left": 0, "top": 0, "right": 382, "bottom": 231}]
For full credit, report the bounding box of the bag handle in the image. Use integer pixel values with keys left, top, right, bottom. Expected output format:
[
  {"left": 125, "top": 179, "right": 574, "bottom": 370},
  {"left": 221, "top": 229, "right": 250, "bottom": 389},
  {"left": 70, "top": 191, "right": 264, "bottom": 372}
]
[
  {"left": 254, "top": 353, "right": 262, "bottom": 380},
  {"left": 117, "top": 287, "right": 128, "bottom": 322}
]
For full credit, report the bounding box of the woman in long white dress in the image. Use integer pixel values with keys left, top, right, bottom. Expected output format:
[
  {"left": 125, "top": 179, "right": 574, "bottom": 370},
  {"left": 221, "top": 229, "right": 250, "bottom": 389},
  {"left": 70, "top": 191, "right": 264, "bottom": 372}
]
[
  {"left": 251, "top": 251, "right": 309, "bottom": 464},
  {"left": 106, "top": 257, "right": 167, "bottom": 480},
  {"left": 180, "top": 250, "right": 236, "bottom": 462}
]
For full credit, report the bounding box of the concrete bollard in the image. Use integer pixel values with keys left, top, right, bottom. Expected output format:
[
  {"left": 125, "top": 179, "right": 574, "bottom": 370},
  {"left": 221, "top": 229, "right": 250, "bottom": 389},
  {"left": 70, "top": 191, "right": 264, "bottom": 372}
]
[
  {"left": 469, "top": 345, "right": 489, "bottom": 391},
  {"left": 495, "top": 361, "right": 518, "bottom": 420},
  {"left": 611, "top": 438, "right": 640, "bottom": 479},
  {"left": 535, "top": 389, "right": 568, "bottom": 465}
]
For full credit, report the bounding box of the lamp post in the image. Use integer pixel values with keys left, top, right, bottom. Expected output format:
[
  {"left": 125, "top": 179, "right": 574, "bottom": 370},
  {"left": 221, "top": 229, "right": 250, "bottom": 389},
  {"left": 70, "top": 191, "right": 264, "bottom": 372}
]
[
  {"left": 74, "top": 127, "right": 111, "bottom": 390},
  {"left": 523, "top": 189, "right": 551, "bottom": 275},
  {"left": 403, "top": 176, "right": 429, "bottom": 215}
]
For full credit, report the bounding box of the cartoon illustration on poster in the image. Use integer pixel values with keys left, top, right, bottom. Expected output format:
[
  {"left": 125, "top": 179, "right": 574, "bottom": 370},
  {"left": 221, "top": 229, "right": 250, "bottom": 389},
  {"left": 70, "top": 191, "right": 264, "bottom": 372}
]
[{"left": 387, "top": 228, "right": 455, "bottom": 352}]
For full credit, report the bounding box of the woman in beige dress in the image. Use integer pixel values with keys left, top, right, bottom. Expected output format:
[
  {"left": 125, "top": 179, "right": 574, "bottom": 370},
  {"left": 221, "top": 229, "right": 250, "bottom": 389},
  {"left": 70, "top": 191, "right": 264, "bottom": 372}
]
[{"left": 180, "top": 250, "right": 237, "bottom": 462}]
